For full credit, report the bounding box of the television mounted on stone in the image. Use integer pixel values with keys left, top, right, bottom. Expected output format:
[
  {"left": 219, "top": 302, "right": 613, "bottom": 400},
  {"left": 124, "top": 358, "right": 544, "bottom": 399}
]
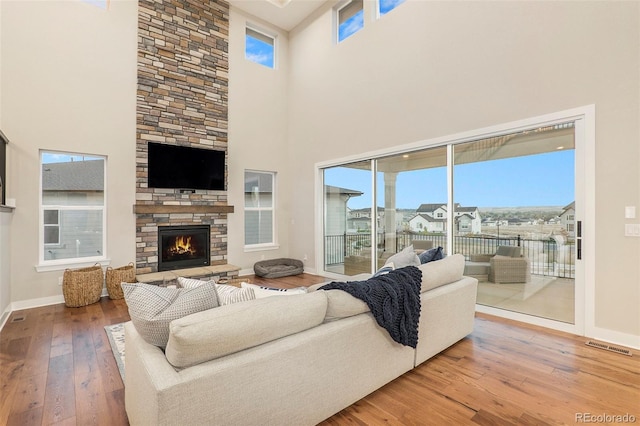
[{"left": 147, "top": 142, "right": 225, "bottom": 191}]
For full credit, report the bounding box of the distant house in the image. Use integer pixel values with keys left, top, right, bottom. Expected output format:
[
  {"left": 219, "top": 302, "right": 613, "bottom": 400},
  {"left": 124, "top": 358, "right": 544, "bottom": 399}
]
[
  {"left": 408, "top": 213, "right": 445, "bottom": 233},
  {"left": 560, "top": 201, "right": 576, "bottom": 238},
  {"left": 42, "top": 159, "right": 105, "bottom": 260},
  {"left": 410, "top": 203, "right": 482, "bottom": 234},
  {"left": 324, "top": 185, "right": 363, "bottom": 235}
]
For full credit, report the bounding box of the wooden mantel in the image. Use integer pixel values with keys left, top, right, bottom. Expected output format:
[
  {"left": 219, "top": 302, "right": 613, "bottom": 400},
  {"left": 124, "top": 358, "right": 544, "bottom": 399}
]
[{"left": 133, "top": 204, "right": 234, "bottom": 214}]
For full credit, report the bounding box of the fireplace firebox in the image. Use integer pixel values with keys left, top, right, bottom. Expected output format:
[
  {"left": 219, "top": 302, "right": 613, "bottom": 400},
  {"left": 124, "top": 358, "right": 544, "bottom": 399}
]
[{"left": 158, "top": 225, "right": 210, "bottom": 272}]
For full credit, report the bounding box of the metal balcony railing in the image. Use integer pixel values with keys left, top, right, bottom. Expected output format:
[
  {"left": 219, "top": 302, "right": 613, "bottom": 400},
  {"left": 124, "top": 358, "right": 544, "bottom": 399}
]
[{"left": 324, "top": 232, "right": 575, "bottom": 278}]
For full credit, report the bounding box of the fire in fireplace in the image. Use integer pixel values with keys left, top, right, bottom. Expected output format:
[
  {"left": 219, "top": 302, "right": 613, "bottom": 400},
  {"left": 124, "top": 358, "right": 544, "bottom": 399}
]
[{"left": 158, "top": 225, "right": 210, "bottom": 271}]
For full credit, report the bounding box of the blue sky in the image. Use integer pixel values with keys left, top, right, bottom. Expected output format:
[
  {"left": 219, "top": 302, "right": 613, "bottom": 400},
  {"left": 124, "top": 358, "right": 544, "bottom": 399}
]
[
  {"left": 379, "top": 0, "right": 406, "bottom": 15},
  {"left": 245, "top": 34, "right": 274, "bottom": 68},
  {"left": 325, "top": 150, "right": 575, "bottom": 209},
  {"left": 42, "top": 153, "right": 100, "bottom": 164}
]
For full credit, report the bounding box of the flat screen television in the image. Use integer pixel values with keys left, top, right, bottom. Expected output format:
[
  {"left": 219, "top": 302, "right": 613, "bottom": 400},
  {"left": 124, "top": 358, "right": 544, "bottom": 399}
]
[{"left": 147, "top": 142, "right": 226, "bottom": 191}]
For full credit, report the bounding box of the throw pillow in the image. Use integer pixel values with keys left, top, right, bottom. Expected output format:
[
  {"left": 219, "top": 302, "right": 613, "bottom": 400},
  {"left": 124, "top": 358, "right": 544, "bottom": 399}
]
[
  {"left": 373, "top": 262, "right": 395, "bottom": 277},
  {"left": 240, "top": 282, "right": 307, "bottom": 298},
  {"left": 385, "top": 245, "right": 420, "bottom": 269},
  {"left": 177, "top": 276, "right": 256, "bottom": 305},
  {"left": 177, "top": 276, "right": 214, "bottom": 289},
  {"left": 122, "top": 282, "right": 219, "bottom": 348},
  {"left": 418, "top": 246, "right": 445, "bottom": 264},
  {"left": 215, "top": 284, "right": 256, "bottom": 305}
]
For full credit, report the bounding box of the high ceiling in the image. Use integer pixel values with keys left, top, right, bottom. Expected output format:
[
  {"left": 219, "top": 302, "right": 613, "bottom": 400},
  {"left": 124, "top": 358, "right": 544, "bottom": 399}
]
[{"left": 227, "top": 0, "right": 328, "bottom": 31}]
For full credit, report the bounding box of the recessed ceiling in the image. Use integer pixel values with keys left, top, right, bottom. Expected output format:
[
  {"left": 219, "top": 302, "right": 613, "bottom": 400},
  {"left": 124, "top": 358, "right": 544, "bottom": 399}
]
[{"left": 228, "top": 0, "right": 328, "bottom": 32}]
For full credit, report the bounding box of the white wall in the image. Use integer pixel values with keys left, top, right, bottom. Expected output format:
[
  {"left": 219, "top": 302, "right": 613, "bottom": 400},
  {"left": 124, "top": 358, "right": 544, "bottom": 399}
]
[
  {"left": 227, "top": 8, "right": 294, "bottom": 274},
  {"left": 0, "top": 209, "right": 12, "bottom": 325},
  {"left": 0, "top": 0, "right": 137, "bottom": 303},
  {"left": 287, "top": 2, "right": 640, "bottom": 338}
]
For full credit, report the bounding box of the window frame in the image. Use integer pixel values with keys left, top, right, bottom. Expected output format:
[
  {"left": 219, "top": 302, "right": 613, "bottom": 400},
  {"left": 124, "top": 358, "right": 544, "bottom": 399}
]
[
  {"left": 37, "top": 150, "right": 108, "bottom": 271},
  {"left": 244, "top": 170, "right": 278, "bottom": 251},
  {"left": 245, "top": 25, "right": 276, "bottom": 69}
]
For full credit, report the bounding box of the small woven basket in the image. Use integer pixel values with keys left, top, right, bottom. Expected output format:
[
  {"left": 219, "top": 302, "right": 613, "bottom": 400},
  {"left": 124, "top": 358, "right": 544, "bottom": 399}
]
[
  {"left": 62, "top": 265, "right": 104, "bottom": 307},
  {"left": 105, "top": 263, "right": 136, "bottom": 300}
]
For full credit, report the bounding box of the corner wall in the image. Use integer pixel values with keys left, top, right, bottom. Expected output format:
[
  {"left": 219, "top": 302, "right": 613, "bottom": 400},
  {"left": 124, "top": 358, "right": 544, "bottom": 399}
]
[
  {"left": 287, "top": 1, "right": 640, "bottom": 340},
  {"left": 0, "top": 0, "right": 138, "bottom": 303},
  {"left": 227, "top": 8, "right": 293, "bottom": 274}
]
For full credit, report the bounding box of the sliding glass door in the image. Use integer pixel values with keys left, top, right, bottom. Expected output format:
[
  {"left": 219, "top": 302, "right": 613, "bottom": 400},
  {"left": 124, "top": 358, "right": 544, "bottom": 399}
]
[
  {"left": 319, "top": 110, "right": 587, "bottom": 332},
  {"left": 453, "top": 124, "right": 576, "bottom": 324},
  {"left": 323, "top": 161, "right": 372, "bottom": 275}
]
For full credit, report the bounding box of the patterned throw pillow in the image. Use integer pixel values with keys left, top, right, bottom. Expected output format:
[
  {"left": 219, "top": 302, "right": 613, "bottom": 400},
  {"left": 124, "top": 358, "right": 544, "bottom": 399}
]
[
  {"left": 177, "top": 277, "right": 256, "bottom": 305},
  {"left": 177, "top": 276, "right": 214, "bottom": 289},
  {"left": 373, "top": 261, "right": 395, "bottom": 277},
  {"left": 122, "top": 282, "right": 219, "bottom": 348},
  {"left": 418, "top": 246, "right": 445, "bottom": 264},
  {"left": 240, "top": 282, "right": 307, "bottom": 298},
  {"left": 215, "top": 284, "right": 256, "bottom": 305}
]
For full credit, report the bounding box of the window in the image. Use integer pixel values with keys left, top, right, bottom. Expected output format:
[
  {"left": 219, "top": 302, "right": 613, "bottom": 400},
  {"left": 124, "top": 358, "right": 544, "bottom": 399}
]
[
  {"left": 244, "top": 170, "right": 275, "bottom": 247},
  {"left": 378, "top": 0, "right": 405, "bottom": 17},
  {"left": 40, "top": 151, "right": 106, "bottom": 265},
  {"left": 337, "top": 0, "right": 364, "bottom": 42},
  {"left": 82, "top": 0, "right": 109, "bottom": 9},
  {"left": 245, "top": 26, "right": 275, "bottom": 69}
]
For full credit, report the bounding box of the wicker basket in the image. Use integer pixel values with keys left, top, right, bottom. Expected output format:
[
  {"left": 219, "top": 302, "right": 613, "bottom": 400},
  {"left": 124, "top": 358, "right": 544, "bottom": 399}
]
[
  {"left": 106, "top": 263, "right": 136, "bottom": 300},
  {"left": 62, "top": 265, "right": 104, "bottom": 307}
]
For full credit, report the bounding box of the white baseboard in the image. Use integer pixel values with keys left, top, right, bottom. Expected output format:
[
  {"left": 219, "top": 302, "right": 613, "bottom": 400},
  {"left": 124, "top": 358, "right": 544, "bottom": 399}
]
[
  {"left": 476, "top": 305, "right": 640, "bottom": 350},
  {"left": 587, "top": 325, "right": 640, "bottom": 351},
  {"left": 238, "top": 268, "right": 254, "bottom": 276},
  {"left": 0, "top": 288, "right": 110, "bottom": 333},
  {"left": 0, "top": 305, "right": 11, "bottom": 332},
  {"left": 11, "top": 294, "right": 65, "bottom": 311}
]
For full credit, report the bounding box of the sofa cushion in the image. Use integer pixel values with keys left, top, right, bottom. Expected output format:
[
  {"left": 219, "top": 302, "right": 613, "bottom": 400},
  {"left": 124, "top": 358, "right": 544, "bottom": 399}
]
[
  {"left": 241, "top": 282, "right": 307, "bottom": 298},
  {"left": 165, "top": 291, "right": 328, "bottom": 368},
  {"left": 122, "top": 282, "right": 219, "bottom": 348},
  {"left": 384, "top": 245, "right": 420, "bottom": 268},
  {"left": 418, "top": 253, "right": 465, "bottom": 293},
  {"left": 496, "top": 245, "right": 521, "bottom": 257},
  {"left": 323, "top": 289, "right": 370, "bottom": 321}
]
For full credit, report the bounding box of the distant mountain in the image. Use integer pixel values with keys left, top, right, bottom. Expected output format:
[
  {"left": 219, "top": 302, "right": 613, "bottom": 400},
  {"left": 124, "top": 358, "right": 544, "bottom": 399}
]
[{"left": 479, "top": 206, "right": 563, "bottom": 213}]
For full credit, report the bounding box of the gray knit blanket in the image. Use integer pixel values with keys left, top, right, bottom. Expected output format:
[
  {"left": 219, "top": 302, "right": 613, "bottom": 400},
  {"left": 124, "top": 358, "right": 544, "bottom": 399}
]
[{"left": 319, "top": 266, "right": 422, "bottom": 348}]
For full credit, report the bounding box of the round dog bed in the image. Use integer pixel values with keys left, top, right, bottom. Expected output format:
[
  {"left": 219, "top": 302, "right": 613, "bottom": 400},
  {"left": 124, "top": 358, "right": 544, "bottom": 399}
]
[{"left": 254, "top": 258, "right": 304, "bottom": 278}]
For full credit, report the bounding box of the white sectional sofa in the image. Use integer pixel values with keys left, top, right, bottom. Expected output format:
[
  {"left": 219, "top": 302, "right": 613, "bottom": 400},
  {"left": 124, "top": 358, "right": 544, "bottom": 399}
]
[{"left": 124, "top": 254, "right": 478, "bottom": 425}]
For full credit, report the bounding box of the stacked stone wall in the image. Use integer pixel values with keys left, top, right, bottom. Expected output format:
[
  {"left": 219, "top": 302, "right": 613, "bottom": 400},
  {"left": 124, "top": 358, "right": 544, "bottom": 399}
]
[{"left": 135, "top": 0, "right": 229, "bottom": 273}]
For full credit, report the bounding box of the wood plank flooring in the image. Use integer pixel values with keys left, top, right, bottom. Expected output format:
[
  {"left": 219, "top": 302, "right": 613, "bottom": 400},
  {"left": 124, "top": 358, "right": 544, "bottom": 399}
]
[{"left": 1, "top": 273, "right": 638, "bottom": 425}]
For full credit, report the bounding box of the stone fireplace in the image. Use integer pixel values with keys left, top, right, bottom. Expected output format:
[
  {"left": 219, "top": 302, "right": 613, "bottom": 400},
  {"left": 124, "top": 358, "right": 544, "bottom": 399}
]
[{"left": 133, "top": 0, "right": 237, "bottom": 282}]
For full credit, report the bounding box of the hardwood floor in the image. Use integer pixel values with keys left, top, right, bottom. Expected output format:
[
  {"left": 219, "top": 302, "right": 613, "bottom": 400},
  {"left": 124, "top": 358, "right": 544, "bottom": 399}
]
[{"left": 1, "top": 273, "right": 638, "bottom": 425}]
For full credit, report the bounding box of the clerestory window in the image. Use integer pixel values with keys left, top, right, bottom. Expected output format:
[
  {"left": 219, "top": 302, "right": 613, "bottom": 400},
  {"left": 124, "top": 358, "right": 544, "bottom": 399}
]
[
  {"left": 378, "top": 0, "right": 406, "bottom": 17},
  {"left": 337, "top": 0, "right": 364, "bottom": 42},
  {"left": 245, "top": 26, "right": 275, "bottom": 69}
]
